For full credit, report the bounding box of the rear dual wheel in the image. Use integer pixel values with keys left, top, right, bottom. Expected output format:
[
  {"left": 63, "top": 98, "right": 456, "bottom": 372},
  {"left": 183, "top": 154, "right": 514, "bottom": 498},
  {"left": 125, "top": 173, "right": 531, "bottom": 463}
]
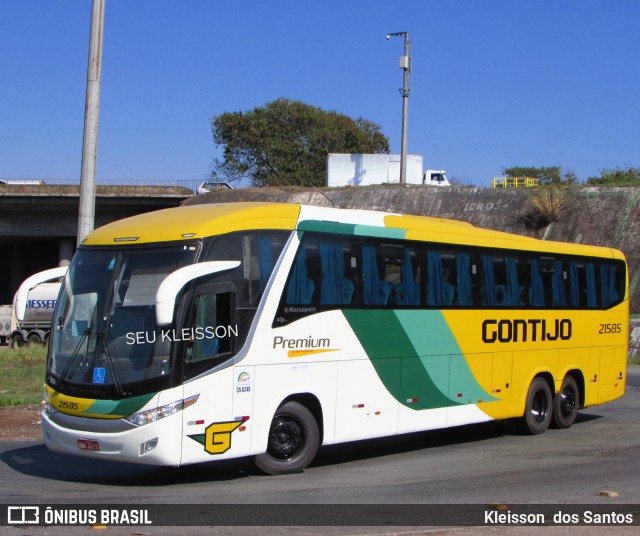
[
  {"left": 517, "top": 375, "right": 579, "bottom": 434},
  {"left": 517, "top": 377, "right": 553, "bottom": 435},
  {"left": 552, "top": 375, "right": 579, "bottom": 429}
]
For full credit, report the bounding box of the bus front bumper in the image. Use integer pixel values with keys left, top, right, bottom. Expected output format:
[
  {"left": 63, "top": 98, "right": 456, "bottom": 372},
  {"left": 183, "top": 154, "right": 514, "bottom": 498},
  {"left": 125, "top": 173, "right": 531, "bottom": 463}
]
[{"left": 41, "top": 411, "right": 183, "bottom": 466}]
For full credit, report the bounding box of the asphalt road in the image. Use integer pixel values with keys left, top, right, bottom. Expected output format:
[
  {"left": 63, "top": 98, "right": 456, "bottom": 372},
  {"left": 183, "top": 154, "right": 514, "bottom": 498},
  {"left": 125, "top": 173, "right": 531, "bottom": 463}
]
[{"left": 1, "top": 367, "right": 639, "bottom": 535}]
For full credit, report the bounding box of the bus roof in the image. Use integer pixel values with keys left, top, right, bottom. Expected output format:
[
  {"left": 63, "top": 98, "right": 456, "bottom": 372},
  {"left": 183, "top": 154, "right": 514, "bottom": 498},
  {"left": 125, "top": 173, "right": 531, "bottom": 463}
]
[
  {"left": 82, "top": 201, "right": 624, "bottom": 261},
  {"left": 83, "top": 202, "right": 302, "bottom": 245}
]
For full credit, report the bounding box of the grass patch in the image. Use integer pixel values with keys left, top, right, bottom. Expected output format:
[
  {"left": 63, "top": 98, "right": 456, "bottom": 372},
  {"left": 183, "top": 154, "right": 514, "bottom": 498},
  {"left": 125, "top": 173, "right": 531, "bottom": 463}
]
[
  {"left": 0, "top": 345, "right": 47, "bottom": 406},
  {"left": 521, "top": 186, "right": 568, "bottom": 230}
]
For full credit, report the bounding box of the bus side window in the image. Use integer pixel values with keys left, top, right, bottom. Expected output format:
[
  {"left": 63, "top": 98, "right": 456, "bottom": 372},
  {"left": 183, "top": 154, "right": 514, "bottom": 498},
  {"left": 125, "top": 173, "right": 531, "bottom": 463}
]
[
  {"left": 285, "top": 243, "right": 315, "bottom": 305},
  {"left": 426, "top": 250, "right": 453, "bottom": 306},
  {"left": 568, "top": 260, "right": 598, "bottom": 308},
  {"left": 482, "top": 254, "right": 524, "bottom": 308},
  {"left": 244, "top": 235, "right": 284, "bottom": 305},
  {"left": 529, "top": 257, "right": 545, "bottom": 307},
  {"left": 544, "top": 258, "right": 568, "bottom": 307},
  {"left": 585, "top": 262, "right": 599, "bottom": 307},
  {"left": 361, "top": 243, "right": 390, "bottom": 306},
  {"left": 385, "top": 244, "right": 420, "bottom": 306},
  {"left": 187, "top": 291, "right": 235, "bottom": 363},
  {"left": 568, "top": 261, "right": 581, "bottom": 307},
  {"left": 481, "top": 255, "right": 497, "bottom": 306},
  {"left": 454, "top": 252, "right": 473, "bottom": 306},
  {"left": 284, "top": 235, "right": 359, "bottom": 307},
  {"left": 600, "top": 263, "right": 620, "bottom": 307},
  {"left": 318, "top": 239, "right": 357, "bottom": 305}
]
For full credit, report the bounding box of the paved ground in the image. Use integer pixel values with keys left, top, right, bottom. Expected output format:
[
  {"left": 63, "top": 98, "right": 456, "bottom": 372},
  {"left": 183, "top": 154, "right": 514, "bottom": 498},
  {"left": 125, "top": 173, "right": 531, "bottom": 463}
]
[{"left": 1, "top": 370, "right": 638, "bottom": 535}]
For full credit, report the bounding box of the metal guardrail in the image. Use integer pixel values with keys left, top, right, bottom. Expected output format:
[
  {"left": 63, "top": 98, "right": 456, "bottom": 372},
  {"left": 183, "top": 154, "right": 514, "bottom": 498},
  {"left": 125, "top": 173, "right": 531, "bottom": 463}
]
[{"left": 492, "top": 177, "right": 540, "bottom": 188}]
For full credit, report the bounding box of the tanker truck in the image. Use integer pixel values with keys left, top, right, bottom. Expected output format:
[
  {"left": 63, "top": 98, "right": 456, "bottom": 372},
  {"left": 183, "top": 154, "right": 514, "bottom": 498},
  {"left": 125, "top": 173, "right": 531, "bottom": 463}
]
[{"left": 0, "top": 267, "right": 67, "bottom": 348}]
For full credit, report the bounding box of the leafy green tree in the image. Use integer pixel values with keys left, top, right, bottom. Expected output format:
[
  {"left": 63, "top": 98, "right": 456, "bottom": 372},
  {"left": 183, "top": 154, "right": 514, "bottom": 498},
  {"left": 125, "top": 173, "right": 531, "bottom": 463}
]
[
  {"left": 502, "top": 166, "right": 578, "bottom": 186},
  {"left": 211, "top": 98, "right": 390, "bottom": 187},
  {"left": 586, "top": 165, "right": 640, "bottom": 185}
]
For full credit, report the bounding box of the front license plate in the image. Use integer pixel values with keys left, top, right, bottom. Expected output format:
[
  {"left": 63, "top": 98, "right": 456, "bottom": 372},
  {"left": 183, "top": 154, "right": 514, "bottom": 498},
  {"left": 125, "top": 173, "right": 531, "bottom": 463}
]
[{"left": 77, "top": 438, "right": 100, "bottom": 451}]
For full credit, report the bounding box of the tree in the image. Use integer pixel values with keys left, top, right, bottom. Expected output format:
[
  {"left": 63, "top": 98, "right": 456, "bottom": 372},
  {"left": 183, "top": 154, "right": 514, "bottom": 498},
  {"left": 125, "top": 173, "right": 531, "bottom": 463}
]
[
  {"left": 502, "top": 166, "right": 578, "bottom": 186},
  {"left": 211, "top": 98, "right": 390, "bottom": 187},
  {"left": 586, "top": 165, "right": 640, "bottom": 185}
]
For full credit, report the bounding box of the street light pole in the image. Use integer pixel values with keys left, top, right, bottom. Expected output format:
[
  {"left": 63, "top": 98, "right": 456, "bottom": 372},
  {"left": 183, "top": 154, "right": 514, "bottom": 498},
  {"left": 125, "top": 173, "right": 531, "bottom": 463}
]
[
  {"left": 77, "top": 0, "right": 105, "bottom": 246},
  {"left": 386, "top": 32, "right": 411, "bottom": 184}
]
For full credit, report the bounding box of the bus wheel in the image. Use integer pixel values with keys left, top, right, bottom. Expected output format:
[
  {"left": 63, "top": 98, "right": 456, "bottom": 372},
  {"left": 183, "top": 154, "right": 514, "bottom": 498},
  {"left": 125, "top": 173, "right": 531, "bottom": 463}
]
[
  {"left": 254, "top": 401, "right": 320, "bottom": 475},
  {"left": 517, "top": 377, "right": 553, "bottom": 435},
  {"left": 552, "top": 376, "right": 579, "bottom": 429}
]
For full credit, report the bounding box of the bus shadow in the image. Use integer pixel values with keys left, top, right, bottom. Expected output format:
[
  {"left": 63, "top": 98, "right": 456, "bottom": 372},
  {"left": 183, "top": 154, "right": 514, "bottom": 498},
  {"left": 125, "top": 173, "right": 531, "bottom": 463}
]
[
  {"left": 0, "top": 443, "right": 255, "bottom": 486},
  {"left": 311, "top": 412, "right": 603, "bottom": 469},
  {"left": 574, "top": 412, "right": 602, "bottom": 424},
  {"left": 311, "top": 421, "right": 507, "bottom": 469},
  {"left": 1, "top": 413, "right": 603, "bottom": 486}
]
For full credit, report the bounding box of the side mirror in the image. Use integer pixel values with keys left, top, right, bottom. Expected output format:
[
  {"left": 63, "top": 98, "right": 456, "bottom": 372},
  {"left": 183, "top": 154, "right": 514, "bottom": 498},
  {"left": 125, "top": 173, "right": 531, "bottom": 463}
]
[
  {"left": 14, "top": 266, "right": 68, "bottom": 322},
  {"left": 155, "top": 261, "right": 240, "bottom": 326}
]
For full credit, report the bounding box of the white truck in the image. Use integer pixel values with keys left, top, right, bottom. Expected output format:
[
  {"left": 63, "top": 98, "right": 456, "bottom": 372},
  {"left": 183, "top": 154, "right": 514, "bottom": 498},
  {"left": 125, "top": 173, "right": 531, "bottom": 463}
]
[
  {"left": 326, "top": 153, "right": 450, "bottom": 187},
  {"left": 0, "top": 267, "right": 67, "bottom": 348}
]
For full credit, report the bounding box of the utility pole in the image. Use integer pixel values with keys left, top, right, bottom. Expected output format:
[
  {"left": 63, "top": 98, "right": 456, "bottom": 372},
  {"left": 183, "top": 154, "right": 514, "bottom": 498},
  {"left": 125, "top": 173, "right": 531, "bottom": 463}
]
[
  {"left": 77, "top": 0, "right": 105, "bottom": 246},
  {"left": 386, "top": 32, "right": 411, "bottom": 184}
]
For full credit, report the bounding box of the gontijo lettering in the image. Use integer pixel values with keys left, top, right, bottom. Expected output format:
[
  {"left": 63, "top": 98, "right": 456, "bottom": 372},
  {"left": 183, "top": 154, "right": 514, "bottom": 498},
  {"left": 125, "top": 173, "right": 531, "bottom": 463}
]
[{"left": 482, "top": 318, "right": 572, "bottom": 343}]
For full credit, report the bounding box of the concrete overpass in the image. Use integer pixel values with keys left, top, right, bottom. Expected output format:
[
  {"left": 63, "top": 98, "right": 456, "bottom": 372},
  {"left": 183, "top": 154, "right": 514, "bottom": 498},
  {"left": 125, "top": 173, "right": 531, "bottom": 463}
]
[{"left": 0, "top": 181, "right": 196, "bottom": 304}]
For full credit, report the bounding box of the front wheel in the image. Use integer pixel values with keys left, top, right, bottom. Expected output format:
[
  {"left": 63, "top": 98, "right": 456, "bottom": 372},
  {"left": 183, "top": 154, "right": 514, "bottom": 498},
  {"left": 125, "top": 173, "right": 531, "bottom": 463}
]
[
  {"left": 552, "top": 375, "right": 579, "bottom": 429},
  {"left": 254, "top": 401, "right": 320, "bottom": 475},
  {"left": 516, "top": 377, "right": 553, "bottom": 435}
]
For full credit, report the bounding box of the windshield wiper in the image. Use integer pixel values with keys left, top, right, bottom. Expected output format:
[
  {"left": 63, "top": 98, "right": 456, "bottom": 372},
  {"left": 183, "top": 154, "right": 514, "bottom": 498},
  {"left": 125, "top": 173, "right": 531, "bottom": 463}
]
[{"left": 56, "top": 325, "right": 91, "bottom": 389}]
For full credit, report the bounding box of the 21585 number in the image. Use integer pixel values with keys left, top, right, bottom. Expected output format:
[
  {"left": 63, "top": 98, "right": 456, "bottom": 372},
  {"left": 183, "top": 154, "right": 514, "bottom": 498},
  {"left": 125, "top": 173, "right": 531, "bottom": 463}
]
[{"left": 599, "top": 323, "right": 622, "bottom": 334}]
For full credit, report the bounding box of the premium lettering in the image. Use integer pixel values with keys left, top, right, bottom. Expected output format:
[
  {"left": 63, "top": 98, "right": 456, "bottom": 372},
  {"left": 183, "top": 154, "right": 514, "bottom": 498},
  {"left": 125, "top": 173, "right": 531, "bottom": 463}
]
[{"left": 273, "top": 335, "right": 330, "bottom": 350}]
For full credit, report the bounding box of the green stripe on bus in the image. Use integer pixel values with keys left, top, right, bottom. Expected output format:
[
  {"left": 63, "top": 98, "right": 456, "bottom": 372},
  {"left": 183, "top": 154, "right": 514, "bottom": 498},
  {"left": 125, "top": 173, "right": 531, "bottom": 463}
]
[
  {"left": 86, "top": 392, "right": 156, "bottom": 417},
  {"left": 395, "top": 310, "right": 497, "bottom": 405},
  {"left": 343, "top": 309, "right": 496, "bottom": 409},
  {"left": 297, "top": 220, "right": 406, "bottom": 240},
  {"left": 343, "top": 309, "right": 453, "bottom": 409}
]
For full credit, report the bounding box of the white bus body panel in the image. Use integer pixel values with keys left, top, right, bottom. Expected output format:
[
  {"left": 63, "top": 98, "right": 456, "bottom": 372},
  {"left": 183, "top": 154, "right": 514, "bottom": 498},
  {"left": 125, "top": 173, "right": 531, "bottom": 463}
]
[
  {"left": 42, "top": 388, "right": 184, "bottom": 466},
  {"left": 180, "top": 367, "right": 237, "bottom": 464}
]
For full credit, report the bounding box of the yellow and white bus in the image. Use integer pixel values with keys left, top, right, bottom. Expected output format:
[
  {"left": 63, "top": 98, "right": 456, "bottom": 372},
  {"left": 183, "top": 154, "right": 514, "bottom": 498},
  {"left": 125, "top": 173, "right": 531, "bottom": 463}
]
[{"left": 42, "top": 202, "right": 629, "bottom": 474}]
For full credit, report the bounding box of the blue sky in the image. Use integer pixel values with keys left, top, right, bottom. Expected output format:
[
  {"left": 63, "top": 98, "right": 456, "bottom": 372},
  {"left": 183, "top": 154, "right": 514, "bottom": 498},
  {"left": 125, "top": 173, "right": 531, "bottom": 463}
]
[{"left": 1, "top": 0, "right": 638, "bottom": 187}]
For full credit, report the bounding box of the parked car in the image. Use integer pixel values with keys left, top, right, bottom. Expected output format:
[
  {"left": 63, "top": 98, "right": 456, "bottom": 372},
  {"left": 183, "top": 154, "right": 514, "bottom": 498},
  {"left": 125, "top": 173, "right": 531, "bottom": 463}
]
[
  {"left": 0, "top": 179, "right": 46, "bottom": 185},
  {"left": 197, "top": 181, "right": 234, "bottom": 194}
]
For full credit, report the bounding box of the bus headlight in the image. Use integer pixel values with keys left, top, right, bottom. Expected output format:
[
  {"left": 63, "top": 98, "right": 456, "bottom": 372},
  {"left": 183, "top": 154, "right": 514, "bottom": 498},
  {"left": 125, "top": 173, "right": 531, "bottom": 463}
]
[
  {"left": 41, "top": 386, "right": 57, "bottom": 416},
  {"left": 125, "top": 394, "right": 199, "bottom": 426}
]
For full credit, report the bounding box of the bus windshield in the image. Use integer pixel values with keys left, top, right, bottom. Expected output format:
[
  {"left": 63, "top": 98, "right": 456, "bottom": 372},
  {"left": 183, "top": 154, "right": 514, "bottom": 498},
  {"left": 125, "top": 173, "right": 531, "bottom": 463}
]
[{"left": 47, "top": 245, "right": 198, "bottom": 397}]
